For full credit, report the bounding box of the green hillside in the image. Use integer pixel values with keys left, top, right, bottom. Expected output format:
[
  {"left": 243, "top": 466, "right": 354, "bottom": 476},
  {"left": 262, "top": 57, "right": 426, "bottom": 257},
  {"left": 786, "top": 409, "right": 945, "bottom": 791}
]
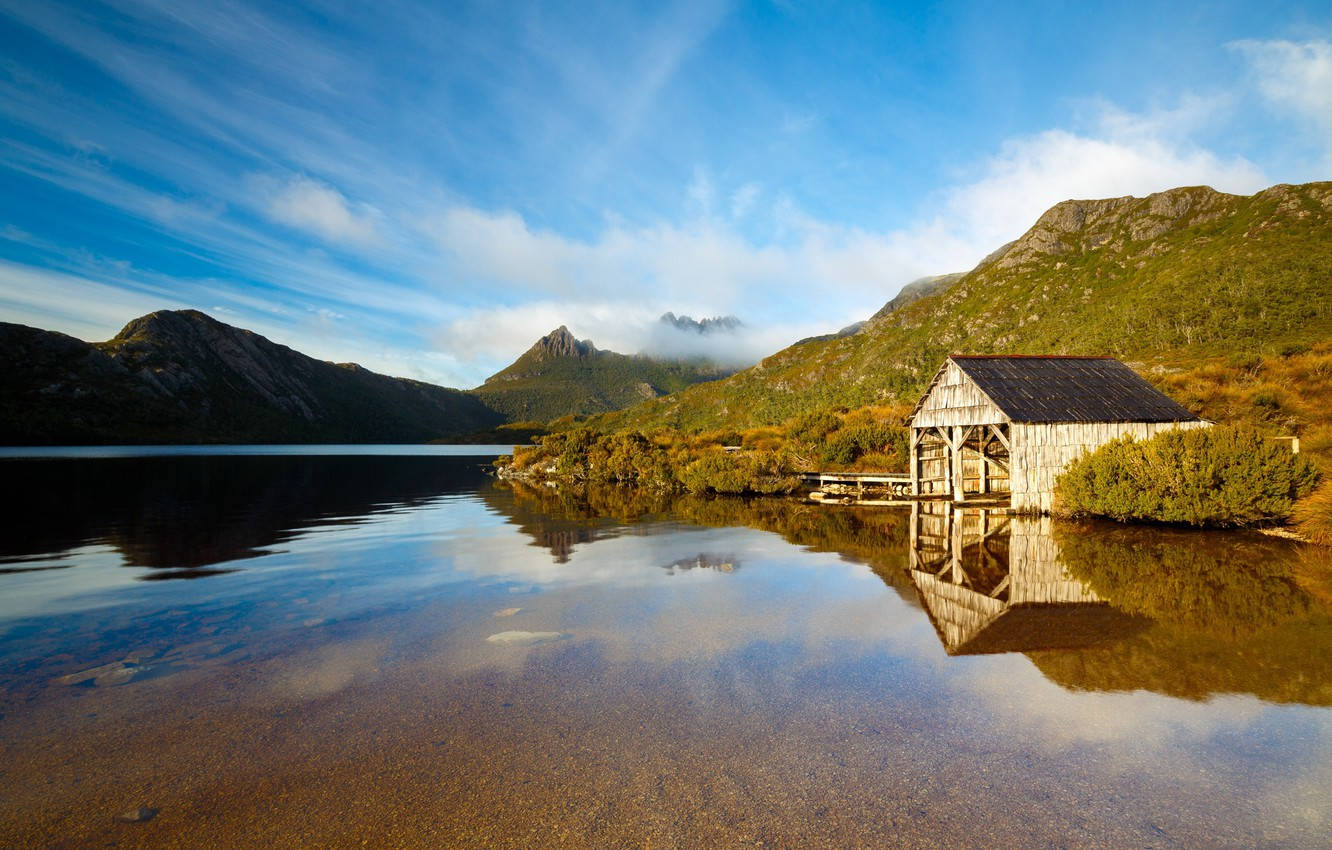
[
  {"left": 0, "top": 310, "right": 503, "bottom": 444},
  {"left": 471, "top": 326, "right": 729, "bottom": 422},
  {"left": 599, "top": 182, "right": 1332, "bottom": 432}
]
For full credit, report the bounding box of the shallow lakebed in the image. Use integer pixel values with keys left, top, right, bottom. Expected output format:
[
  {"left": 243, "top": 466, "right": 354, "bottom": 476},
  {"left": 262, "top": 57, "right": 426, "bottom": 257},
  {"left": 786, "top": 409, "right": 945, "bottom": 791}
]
[{"left": 1, "top": 447, "right": 1330, "bottom": 847}]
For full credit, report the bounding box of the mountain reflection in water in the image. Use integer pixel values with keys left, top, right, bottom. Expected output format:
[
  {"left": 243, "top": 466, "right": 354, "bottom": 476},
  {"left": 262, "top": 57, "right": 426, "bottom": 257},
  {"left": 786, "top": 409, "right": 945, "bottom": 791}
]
[
  {"left": 0, "top": 454, "right": 492, "bottom": 573},
  {"left": 497, "top": 482, "right": 1332, "bottom": 706},
  {"left": 2, "top": 455, "right": 1331, "bottom": 847}
]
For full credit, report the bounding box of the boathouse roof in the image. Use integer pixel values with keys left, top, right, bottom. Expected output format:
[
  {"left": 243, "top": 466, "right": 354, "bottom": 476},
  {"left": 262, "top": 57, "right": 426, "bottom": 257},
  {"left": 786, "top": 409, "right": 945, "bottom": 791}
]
[{"left": 910, "top": 355, "right": 1201, "bottom": 425}]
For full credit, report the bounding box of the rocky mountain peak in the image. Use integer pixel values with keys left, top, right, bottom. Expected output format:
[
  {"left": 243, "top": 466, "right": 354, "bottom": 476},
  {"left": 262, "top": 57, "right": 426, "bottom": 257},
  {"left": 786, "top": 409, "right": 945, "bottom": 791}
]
[
  {"left": 659, "top": 312, "right": 743, "bottom": 334},
  {"left": 529, "top": 326, "right": 596, "bottom": 360},
  {"left": 992, "top": 185, "right": 1240, "bottom": 270}
]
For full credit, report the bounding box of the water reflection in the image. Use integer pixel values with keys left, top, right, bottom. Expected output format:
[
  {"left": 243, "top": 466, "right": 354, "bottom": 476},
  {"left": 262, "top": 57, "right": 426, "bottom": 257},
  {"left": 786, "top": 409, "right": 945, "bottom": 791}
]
[
  {"left": 908, "top": 503, "right": 1148, "bottom": 654},
  {"left": 906, "top": 502, "right": 1332, "bottom": 705},
  {"left": 487, "top": 480, "right": 918, "bottom": 598},
  {"left": 2, "top": 458, "right": 1331, "bottom": 847},
  {"left": 0, "top": 454, "right": 493, "bottom": 575},
  {"left": 492, "top": 484, "right": 1332, "bottom": 706}
]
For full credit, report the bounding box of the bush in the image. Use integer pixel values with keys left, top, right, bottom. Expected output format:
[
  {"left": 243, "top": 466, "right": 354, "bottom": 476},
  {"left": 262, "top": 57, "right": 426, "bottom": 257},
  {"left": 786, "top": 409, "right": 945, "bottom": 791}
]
[
  {"left": 678, "top": 451, "right": 800, "bottom": 495},
  {"left": 785, "top": 410, "right": 842, "bottom": 443},
  {"left": 1055, "top": 425, "right": 1321, "bottom": 527},
  {"left": 819, "top": 423, "right": 908, "bottom": 468}
]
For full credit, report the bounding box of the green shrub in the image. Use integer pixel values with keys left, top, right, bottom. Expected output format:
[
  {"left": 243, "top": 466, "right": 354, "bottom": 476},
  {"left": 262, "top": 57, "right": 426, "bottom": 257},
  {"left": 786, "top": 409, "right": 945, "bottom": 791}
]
[
  {"left": 819, "top": 423, "right": 908, "bottom": 468},
  {"left": 1055, "top": 425, "right": 1320, "bottom": 526},
  {"left": 785, "top": 410, "right": 842, "bottom": 443},
  {"left": 678, "top": 451, "right": 800, "bottom": 495}
]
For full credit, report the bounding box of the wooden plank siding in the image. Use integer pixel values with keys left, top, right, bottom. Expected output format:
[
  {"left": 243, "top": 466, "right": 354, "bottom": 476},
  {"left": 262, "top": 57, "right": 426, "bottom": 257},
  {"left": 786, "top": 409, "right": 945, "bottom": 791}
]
[
  {"left": 909, "top": 360, "right": 1007, "bottom": 429},
  {"left": 1009, "top": 420, "right": 1209, "bottom": 513}
]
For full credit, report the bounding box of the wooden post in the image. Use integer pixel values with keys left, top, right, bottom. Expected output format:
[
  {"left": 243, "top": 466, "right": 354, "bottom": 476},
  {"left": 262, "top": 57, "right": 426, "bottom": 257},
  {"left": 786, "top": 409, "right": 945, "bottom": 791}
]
[
  {"left": 979, "top": 430, "right": 989, "bottom": 496},
  {"left": 909, "top": 500, "right": 919, "bottom": 567},
  {"left": 950, "top": 425, "right": 965, "bottom": 502},
  {"left": 910, "top": 428, "right": 921, "bottom": 496},
  {"left": 949, "top": 503, "right": 963, "bottom": 582}
]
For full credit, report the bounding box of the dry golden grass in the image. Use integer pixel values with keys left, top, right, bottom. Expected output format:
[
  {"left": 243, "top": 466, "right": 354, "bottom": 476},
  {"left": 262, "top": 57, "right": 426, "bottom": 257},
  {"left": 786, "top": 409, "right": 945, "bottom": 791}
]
[
  {"left": 1153, "top": 341, "right": 1332, "bottom": 472},
  {"left": 1294, "top": 481, "right": 1332, "bottom": 547}
]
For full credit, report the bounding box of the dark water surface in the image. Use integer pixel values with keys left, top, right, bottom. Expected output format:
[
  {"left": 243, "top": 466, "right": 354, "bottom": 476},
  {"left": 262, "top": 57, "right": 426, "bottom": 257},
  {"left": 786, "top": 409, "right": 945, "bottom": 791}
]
[{"left": 1, "top": 450, "right": 1330, "bottom": 848}]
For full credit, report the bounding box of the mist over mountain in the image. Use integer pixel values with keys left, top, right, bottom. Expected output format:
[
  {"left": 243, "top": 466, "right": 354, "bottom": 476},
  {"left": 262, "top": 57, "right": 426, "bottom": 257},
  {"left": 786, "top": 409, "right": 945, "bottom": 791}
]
[
  {"left": 636, "top": 311, "right": 796, "bottom": 367},
  {"left": 472, "top": 325, "right": 729, "bottom": 421},
  {"left": 658, "top": 313, "right": 743, "bottom": 334}
]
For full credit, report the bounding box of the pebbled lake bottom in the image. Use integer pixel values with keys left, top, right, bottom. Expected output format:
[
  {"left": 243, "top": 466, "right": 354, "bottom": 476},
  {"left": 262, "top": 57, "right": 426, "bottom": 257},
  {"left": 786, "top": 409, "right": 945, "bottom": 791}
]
[{"left": 1, "top": 449, "right": 1330, "bottom": 848}]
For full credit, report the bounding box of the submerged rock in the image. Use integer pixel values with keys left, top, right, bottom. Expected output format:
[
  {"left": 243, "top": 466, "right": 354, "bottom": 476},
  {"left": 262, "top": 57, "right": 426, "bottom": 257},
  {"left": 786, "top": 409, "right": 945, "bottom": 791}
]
[
  {"left": 94, "top": 666, "right": 140, "bottom": 687},
  {"left": 56, "top": 661, "right": 139, "bottom": 687},
  {"left": 485, "top": 631, "right": 564, "bottom": 646},
  {"left": 492, "top": 607, "right": 523, "bottom": 617},
  {"left": 116, "top": 806, "right": 159, "bottom": 823}
]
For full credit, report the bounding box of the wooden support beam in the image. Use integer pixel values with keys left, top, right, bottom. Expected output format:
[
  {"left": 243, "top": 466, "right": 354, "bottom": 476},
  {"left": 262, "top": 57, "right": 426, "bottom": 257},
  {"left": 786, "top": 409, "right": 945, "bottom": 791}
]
[
  {"left": 950, "top": 426, "right": 965, "bottom": 502},
  {"left": 910, "top": 428, "right": 921, "bottom": 497}
]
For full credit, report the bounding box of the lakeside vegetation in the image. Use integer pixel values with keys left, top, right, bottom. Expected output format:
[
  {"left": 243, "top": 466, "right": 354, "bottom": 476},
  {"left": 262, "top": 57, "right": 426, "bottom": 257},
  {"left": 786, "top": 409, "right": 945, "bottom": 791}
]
[
  {"left": 1054, "top": 426, "right": 1320, "bottom": 527},
  {"left": 496, "top": 404, "right": 911, "bottom": 495}
]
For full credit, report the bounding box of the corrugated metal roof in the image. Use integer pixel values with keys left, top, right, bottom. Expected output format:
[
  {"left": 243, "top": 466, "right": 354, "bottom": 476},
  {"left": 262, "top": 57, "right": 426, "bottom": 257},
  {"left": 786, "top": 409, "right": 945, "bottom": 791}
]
[{"left": 943, "top": 355, "right": 1200, "bottom": 423}]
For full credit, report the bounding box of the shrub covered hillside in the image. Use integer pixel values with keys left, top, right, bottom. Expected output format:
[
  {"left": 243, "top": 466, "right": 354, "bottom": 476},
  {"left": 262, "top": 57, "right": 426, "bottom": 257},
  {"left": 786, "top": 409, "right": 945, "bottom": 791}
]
[
  {"left": 1054, "top": 426, "right": 1320, "bottom": 527},
  {"left": 597, "top": 182, "right": 1332, "bottom": 433},
  {"left": 496, "top": 404, "right": 910, "bottom": 495}
]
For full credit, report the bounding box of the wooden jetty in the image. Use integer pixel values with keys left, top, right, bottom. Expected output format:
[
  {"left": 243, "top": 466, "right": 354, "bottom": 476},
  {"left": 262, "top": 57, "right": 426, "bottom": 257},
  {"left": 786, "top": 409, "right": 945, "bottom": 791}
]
[{"left": 799, "top": 471, "right": 912, "bottom": 503}]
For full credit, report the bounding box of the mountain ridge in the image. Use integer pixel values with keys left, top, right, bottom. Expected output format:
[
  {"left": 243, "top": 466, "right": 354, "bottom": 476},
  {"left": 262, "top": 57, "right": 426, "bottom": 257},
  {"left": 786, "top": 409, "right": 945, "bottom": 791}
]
[
  {"left": 597, "top": 180, "right": 1332, "bottom": 432},
  {"left": 0, "top": 309, "right": 504, "bottom": 444}
]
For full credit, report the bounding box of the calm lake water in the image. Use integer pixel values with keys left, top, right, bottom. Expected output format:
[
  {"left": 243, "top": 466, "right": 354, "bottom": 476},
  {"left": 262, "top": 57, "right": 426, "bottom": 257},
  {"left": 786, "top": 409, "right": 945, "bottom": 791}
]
[{"left": 1, "top": 448, "right": 1330, "bottom": 848}]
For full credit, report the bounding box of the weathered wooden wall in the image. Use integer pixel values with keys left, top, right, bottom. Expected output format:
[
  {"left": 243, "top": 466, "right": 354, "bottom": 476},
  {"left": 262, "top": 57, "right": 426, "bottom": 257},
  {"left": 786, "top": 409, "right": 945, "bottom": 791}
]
[
  {"left": 1009, "top": 420, "right": 1211, "bottom": 513},
  {"left": 911, "top": 360, "right": 1007, "bottom": 428}
]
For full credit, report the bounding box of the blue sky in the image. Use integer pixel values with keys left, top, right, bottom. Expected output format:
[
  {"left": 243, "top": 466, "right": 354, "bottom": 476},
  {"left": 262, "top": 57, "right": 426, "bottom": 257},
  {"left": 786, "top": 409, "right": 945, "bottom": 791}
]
[{"left": 1, "top": 1, "right": 1329, "bottom": 386}]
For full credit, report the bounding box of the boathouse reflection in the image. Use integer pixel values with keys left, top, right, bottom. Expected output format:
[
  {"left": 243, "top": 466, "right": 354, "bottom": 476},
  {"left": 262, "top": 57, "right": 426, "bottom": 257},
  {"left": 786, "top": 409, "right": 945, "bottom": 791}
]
[{"left": 908, "top": 502, "right": 1147, "bottom": 654}]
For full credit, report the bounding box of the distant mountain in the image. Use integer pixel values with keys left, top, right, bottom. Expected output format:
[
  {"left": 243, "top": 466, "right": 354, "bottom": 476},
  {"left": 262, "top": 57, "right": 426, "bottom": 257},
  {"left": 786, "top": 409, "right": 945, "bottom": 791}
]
[
  {"left": 0, "top": 310, "right": 503, "bottom": 444},
  {"left": 471, "top": 326, "right": 730, "bottom": 422},
  {"left": 602, "top": 181, "right": 1332, "bottom": 431},
  {"left": 658, "top": 312, "right": 743, "bottom": 334},
  {"left": 790, "top": 274, "right": 966, "bottom": 346},
  {"left": 864, "top": 272, "right": 965, "bottom": 326}
]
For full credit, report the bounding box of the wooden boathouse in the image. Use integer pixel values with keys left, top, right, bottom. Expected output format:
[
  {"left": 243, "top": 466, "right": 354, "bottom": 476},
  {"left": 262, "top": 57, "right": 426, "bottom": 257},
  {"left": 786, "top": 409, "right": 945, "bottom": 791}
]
[{"left": 907, "top": 355, "right": 1207, "bottom": 513}]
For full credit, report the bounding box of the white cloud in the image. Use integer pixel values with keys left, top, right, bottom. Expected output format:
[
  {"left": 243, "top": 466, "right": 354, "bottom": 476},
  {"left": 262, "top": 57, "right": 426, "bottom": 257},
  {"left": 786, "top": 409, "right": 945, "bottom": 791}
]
[
  {"left": 729, "top": 182, "right": 761, "bottom": 219},
  {"left": 1230, "top": 39, "right": 1332, "bottom": 133},
  {"left": 425, "top": 98, "right": 1270, "bottom": 371},
  {"left": 934, "top": 115, "right": 1269, "bottom": 256},
  {"left": 266, "top": 176, "right": 380, "bottom": 244}
]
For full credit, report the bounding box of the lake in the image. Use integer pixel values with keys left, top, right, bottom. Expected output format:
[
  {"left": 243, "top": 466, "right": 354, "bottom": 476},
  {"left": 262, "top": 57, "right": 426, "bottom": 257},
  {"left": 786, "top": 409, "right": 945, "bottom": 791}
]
[{"left": 1, "top": 448, "right": 1330, "bottom": 847}]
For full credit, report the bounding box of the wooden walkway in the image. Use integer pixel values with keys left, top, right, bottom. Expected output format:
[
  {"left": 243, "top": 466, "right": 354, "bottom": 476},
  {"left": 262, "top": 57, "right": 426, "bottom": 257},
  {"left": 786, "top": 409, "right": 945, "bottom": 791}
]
[
  {"left": 798, "top": 471, "right": 913, "bottom": 500},
  {"left": 799, "top": 471, "right": 1012, "bottom": 508}
]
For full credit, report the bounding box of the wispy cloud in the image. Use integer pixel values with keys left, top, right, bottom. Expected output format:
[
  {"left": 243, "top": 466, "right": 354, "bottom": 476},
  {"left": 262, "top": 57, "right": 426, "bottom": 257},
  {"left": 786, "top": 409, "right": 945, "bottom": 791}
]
[
  {"left": 0, "top": 0, "right": 1325, "bottom": 390},
  {"left": 265, "top": 176, "right": 381, "bottom": 244},
  {"left": 1230, "top": 38, "right": 1332, "bottom": 168}
]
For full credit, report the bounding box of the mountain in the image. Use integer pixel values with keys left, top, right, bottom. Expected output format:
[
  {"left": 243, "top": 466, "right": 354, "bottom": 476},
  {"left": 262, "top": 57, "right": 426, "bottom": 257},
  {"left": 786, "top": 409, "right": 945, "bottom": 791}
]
[
  {"left": 864, "top": 272, "right": 965, "bottom": 326},
  {"left": 470, "top": 326, "right": 730, "bottom": 422},
  {"left": 600, "top": 181, "right": 1332, "bottom": 431},
  {"left": 0, "top": 309, "right": 503, "bottom": 444},
  {"left": 658, "top": 312, "right": 743, "bottom": 334}
]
